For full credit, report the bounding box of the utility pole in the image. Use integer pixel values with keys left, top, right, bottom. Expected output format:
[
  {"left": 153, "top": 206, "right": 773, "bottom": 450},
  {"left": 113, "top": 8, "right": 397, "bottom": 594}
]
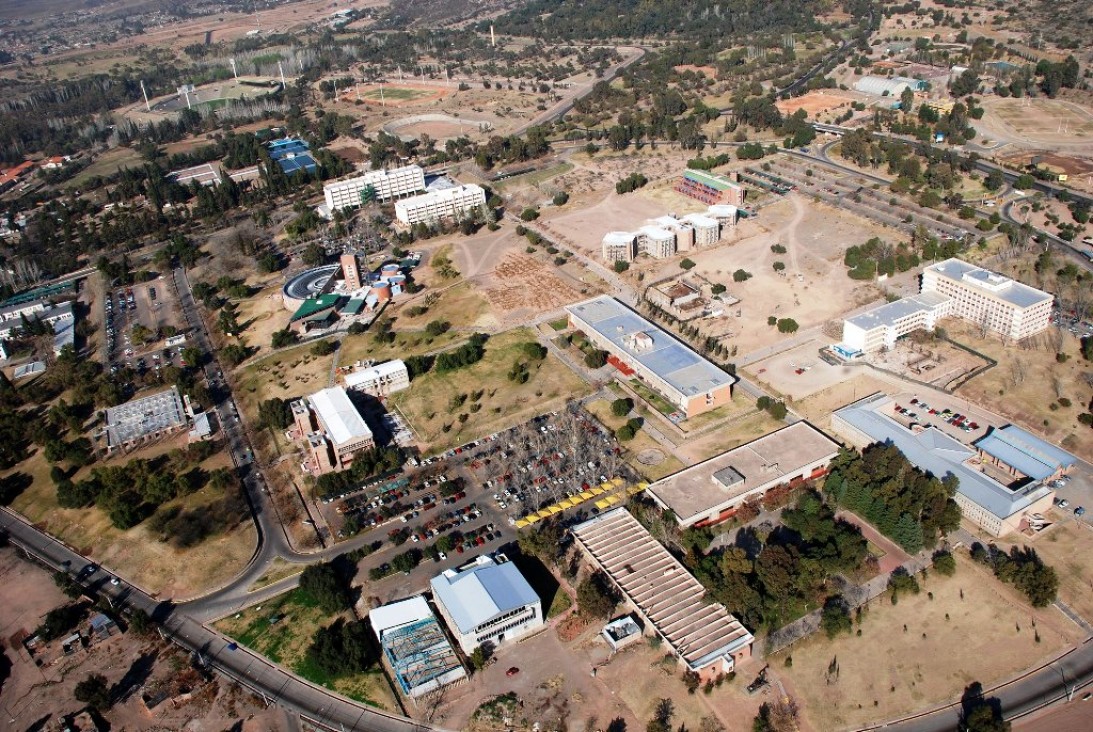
[
  {"left": 490, "top": 24, "right": 496, "bottom": 47},
  {"left": 278, "top": 61, "right": 286, "bottom": 90},
  {"left": 140, "top": 80, "right": 150, "bottom": 112},
  {"left": 229, "top": 58, "right": 238, "bottom": 80}
]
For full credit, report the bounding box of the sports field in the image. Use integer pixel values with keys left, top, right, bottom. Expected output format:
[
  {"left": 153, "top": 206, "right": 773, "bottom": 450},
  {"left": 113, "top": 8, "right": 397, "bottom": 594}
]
[{"left": 349, "top": 84, "right": 452, "bottom": 107}]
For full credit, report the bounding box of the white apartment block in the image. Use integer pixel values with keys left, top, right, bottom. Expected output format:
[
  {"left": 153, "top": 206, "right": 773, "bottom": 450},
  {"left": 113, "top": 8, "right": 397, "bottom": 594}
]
[
  {"left": 599, "top": 208, "right": 729, "bottom": 263},
  {"left": 838, "top": 259, "right": 1053, "bottom": 356},
  {"left": 323, "top": 165, "right": 426, "bottom": 211},
  {"left": 394, "top": 184, "right": 486, "bottom": 227},
  {"left": 921, "top": 259, "right": 1053, "bottom": 342},
  {"left": 343, "top": 359, "right": 410, "bottom": 397}
]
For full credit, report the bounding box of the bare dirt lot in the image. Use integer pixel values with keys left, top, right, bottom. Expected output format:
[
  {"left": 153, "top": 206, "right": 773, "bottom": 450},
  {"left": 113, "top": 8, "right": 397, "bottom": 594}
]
[
  {"left": 775, "top": 90, "right": 856, "bottom": 118},
  {"left": 780, "top": 553, "right": 1074, "bottom": 732},
  {"left": 0, "top": 547, "right": 288, "bottom": 731},
  {"left": 1021, "top": 519, "right": 1093, "bottom": 627},
  {"left": 984, "top": 97, "right": 1093, "bottom": 145},
  {"left": 343, "top": 83, "right": 453, "bottom": 108}
]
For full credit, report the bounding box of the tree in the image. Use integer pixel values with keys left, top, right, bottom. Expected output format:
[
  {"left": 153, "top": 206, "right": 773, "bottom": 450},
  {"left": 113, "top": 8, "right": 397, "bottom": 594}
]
[
  {"left": 258, "top": 398, "right": 293, "bottom": 430},
  {"left": 680, "top": 258, "right": 696, "bottom": 270},
  {"left": 821, "top": 596, "right": 852, "bottom": 639},
  {"left": 470, "top": 645, "right": 489, "bottom": 670},
  {"left": 306, "top": 619, "right": 377, "bottom": 677},
  {"left": 584, "top": 349, "right": 608, "bottom": 369},
  {"left": 520, "top": 207, "right": 540, "bottom": 221},
  {"left": 647, "top": 698, "right": 675, "bottom": 732},
  {"left": 577, "top": 571, "right": 617, "bottom": 618},
  {"left": 933, "top": 549, "right": 957, "bottom": 576},
  {"left": 611, "top": 398, "right": 633, "bottom": 417},
  {"left": 733, "top": 269, "right": 752, "bottom": 282},
  {"left": 271, "top": 328, "right": 298, "bottom": 348},
  {"left": 311, "top": 340, "right": 336, "bottom": 357},
  {"left": 74, "top": 673, "right": 112, "bottom": 710},
  {"left": 613, "top": 261, "right": 630, "bottom": 273},
  {"left": 425, "top": 320, "right": 451, "bottom": 337},
  {"left": 552, "top": 191, "right": 569, "bottom": 206},
  {"left": 776, "top": 318, "right": 799, "bottom": 334},
  {"left": 299, "top": 562, "right": 351, "bottom": 613},
  {"left": 616, "top": 424, "right": 635, "bottom": 441}
]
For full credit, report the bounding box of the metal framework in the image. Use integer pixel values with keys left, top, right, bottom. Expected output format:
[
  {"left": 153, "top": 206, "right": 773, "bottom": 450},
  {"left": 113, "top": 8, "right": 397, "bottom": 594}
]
[{"left": 381, "top": 617, "right": 463, "bottom": 695}]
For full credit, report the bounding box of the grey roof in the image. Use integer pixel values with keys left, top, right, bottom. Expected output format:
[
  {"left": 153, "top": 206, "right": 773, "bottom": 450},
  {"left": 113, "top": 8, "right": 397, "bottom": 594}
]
[
  {"left": 572, "top": 508, "right": 754, "bottom": 670},
  {"left": 566, "top": 296, "right": 736, "bottom": 397},
  {"left": 834, "top": 394, "right": 1052, "bottom": 521},
  {"left": 846, "top": 291, "right": 949, "bottom": 331},
  {"left": 430, "top": 555, "right": 539, "bottom": 635},
  {"left": 975, "top": 425, "right": 1077, "bottom": 480},
  {"left": 925, "top": 259, "right": 1052, "bottom": 309},
  {"left": 105, "top": 387, "right": 186, "bottom": 447}
]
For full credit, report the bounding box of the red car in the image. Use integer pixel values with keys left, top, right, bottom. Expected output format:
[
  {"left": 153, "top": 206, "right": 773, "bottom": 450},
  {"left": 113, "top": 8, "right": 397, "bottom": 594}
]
[{"left": 506, "top": 667, "right": 520, "bottom": 677}]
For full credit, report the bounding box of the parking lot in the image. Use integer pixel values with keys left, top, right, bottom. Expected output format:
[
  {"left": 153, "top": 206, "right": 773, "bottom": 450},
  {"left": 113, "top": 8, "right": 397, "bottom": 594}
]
[
  {"left": 104, "top": 277, "right": 188, "bottom": 378},
  {"left": 312, "top": 407, "right": 634, "bottom": 597}
]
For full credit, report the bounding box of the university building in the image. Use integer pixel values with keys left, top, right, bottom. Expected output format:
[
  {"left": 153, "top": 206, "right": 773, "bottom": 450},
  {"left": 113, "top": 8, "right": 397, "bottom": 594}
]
[
  {"left": 323, "top": 165, "right": 426, "bottom": 211},
  {"left": 291, "top": 386, "right": 375, "bottom": 475},
  {"left": 394, "top": 184, "right": 486, "bottom": 226}
]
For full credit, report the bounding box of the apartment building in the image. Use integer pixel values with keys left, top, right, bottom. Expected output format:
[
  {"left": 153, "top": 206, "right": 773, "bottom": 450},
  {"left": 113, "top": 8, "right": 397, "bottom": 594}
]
[
  {"left": 323, "top": 165, "right": 426, "bottom": 211},
  {"left": 675, "top": 169, "right": 745, "bottom": 207},
  {"left": 601, "top": 231, "right": 637, "bottom": 263},
  {"left": 920, "top": 259, "right": 1053, "bottom": 342},
  {"left": 394, "top": 184, "right": 486, "bottom": 226}
]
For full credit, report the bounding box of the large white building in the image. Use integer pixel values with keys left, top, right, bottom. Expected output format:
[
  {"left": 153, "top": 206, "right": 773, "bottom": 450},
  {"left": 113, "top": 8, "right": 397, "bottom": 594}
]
[
  {"left": 344, "top": 359, "right": 410, "bottom": 397},
  {"left": 394, "top": 184, "right": 486, "bottom": 227},
  {"left": 599, "top": 207, "right": 732, "bottom": 262},
  {"left": 837, "top": 259, "right": 1053, "bottom": 357},
  {"left": 323, "top": 165, "right": 426, "bottom": 212},
  {"left": 292, "top": 386, "right": 375, "bottom": 475},
  {"left": 430, "top": 554, "right": 542, "bottom": 655},
  {"left": 921, "top": 259, "right": 1053, "bottom": 342}
]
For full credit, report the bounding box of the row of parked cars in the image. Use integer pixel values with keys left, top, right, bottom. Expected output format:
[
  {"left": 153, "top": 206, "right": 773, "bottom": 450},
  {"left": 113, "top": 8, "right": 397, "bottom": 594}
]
[{"left": 898, "top": 399, "right": 980, "bottom": 432}]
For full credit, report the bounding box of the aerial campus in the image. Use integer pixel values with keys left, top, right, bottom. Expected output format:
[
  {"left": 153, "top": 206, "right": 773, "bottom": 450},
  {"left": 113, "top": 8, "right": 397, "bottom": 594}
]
[{"left": 3, "top": 2, "right": 1093, "bottom": 732}]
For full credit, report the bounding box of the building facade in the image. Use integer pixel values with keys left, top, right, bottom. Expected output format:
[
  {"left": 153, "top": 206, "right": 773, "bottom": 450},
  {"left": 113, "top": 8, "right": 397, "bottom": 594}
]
[
  {"left": 920, "top": 259, "right": 1053, "bottom": 342},
  {"left": 430, "top": 554, "right": 542, "bottom": 655},
  {"left": 340, "top": 253, "right": 363, "bottom": 291},
  {"left": 840, "top": 292, "right": 951, "bottom": 355},
  {"left": 566, "top": 296, "right": 735, "bottom": 418},
  {"left": 323, "top": 165, "right": 426, "bottom": 211},
  {"left": 675, "top": 169, "right": 745, "bottom": 207},
  {"left": 601, "top": 232, "right": 637, "bottom": 263},
  {"left": 394, "top": 184, "right": 486, "bottom": 227},
  {"left": 344, "top": 360, "right": 410, "bottom": 397},
  {"left": 291, "top": 386, "right": 375, "bottom": 475}
]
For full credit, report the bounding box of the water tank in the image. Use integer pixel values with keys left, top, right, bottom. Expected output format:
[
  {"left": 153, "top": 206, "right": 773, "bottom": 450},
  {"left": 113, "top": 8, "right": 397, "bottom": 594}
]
[
  {"left": 372, "top": 281, "right": 392, "bottom": 302},
  {"left": 380, "top": 263, "right": 400, "bottom": 277}
]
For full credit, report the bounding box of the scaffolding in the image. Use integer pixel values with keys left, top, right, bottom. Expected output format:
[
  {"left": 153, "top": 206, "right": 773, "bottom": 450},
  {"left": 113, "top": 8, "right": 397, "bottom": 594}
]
[{"left": 381, "top": 616, "right": 465, "bottom": 698}]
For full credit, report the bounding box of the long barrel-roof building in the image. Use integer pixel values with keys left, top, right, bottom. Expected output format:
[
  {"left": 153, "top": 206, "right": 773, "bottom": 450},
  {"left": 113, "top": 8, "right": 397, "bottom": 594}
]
[{"left": 572, "top": 508, "right": 754, "bottom": 681}]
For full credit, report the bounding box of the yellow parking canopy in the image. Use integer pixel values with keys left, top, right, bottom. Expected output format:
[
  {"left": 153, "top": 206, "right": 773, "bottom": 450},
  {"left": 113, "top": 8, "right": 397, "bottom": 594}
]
[
  {"left": 548, "top": 505, "right": 564, "bottom": 515},
  {"left": 523, "top": 514, "right": 540, "bottom": 524},
  {"left": 514, "top": 519, "right": 529, "bottom": 528},
  {"left": 590, "top": 486, "right": 606, "bottom": 496},
  {"left": 594, "top": 499, "right": 610, "bottom": 510},
  {"left": 605, "top": 495, "right": 620, "bottom": 506},
  {"left": 579, "top": 491, "right": 594, "bottom": 501},
  {"left": 558, "top": 498, "right": 576, "bottom": 509},
  {"left": 536, "top": 510, "right": 553, "bottom": 519}
]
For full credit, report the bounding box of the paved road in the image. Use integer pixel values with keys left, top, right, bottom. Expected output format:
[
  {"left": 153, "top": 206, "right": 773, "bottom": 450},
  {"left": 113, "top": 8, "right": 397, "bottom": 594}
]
[{"left": 0, "top": 508, "right": 444, "bottom": 732}]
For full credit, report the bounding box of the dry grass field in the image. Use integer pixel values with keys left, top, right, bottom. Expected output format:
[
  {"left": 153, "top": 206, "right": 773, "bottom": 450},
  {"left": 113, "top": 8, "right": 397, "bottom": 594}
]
[
  {"left": 775, "top": 90, "right": 856, "bottom": 118},
  {"left": 388, "top": 327, "right": 592, "bottom": 455},
  {"left": 945, "top": 318, "right": 1093, "bottom": 462},
  {"left": 1023, "top": 518, "right": 1093, "bottom": 626},
  {"left": 234, "top": 341, "right": 337, "bottom": 438},
  {"left": 5, "top": 437, "right": 256, "bottom": 599},
  {"left": 780, "top": 554, "right": 1073, "bottom": 732},
  {"left": 676, "top": 409, "right": 787, "bottom": 464}
]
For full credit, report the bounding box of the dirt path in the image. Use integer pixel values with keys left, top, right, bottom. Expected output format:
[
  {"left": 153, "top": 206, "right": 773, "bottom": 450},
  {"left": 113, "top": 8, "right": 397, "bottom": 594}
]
[{"left": 781, "top": 193, "right": 806, "bottom": 275}]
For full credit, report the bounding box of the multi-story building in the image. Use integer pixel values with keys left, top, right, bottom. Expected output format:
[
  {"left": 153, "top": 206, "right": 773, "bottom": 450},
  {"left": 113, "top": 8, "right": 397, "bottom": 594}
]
[
  {"left": 675, "top": 169, "right": 745, "bottom": 207},
  {"left": 394, "top": 184, "right": 486, "bottom": 227},
  {"left": 430, "top": 554, "right": 542, "bottom": 654},
  {"left": 837, "top": 259, "right": 1053, "bottom": 357},
  {"left": 840, "top": 292, "right": 951, "bottom": 355},
  {"left": 323, "top": 165, "right": 426, "bottom": 212},
  {"left": 921, "top": 259, "right": 1053, "bottom": 342},
  {"left": 340, "top": 253, "right": 363, "bottom": 291},
  {"left": 601, "top": 231, "right": 637, "bottom": 263},
  {"left": 291, "top": 386, "right": 374, "bottom": 475},
  {"left": 344, "top": 360, "right": 410, "bottom": 398},
  {"left": 566, "top": 296, "right": 736, "bottom": 418},
  {"left": 680, "top": 212, "right": 721, "bottom": 247},
  {"left": 635, "top": 225, "right": 677, "bottom": 259}
]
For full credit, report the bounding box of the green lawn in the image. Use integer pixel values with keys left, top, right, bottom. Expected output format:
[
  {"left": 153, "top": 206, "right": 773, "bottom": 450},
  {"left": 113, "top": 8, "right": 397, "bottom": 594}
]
[
  {"left": 628, "top": 379, "right": 678, "bottom": 416},
  {"left": 215, "top": 588, "right": 397, "bottom": 709}
]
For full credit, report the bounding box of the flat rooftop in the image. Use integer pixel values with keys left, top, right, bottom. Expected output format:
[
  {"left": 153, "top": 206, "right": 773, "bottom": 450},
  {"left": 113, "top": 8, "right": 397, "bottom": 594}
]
[
  {"left": 572, "top": 508, "right": 753, "bottom": 671},
  {"left": 566, "top": 296, "right": 736, "bottom": 398},
  {"left": 309, "top": 386, "right": 372, "bottom": 446},
  {"left": 834, "top": 394, "right": 1052, "bottom": 521},
  {"left": 647, "top": 422, "right": 841, "bottom": 523},
  {"left": 925, "top": 258, "right": 1052, "bottom": 309},
  {"left": 344, "top": 359, "right": 406, "bottom": 389},
  {"left": 105, "top": 386, "right": 186, "bottom": 447},
  {"left": 845, "top": 291, "right": 950, "bottom": 331},
  {"left": 682, "top": 169, "right": 742, "bottom": 191}
]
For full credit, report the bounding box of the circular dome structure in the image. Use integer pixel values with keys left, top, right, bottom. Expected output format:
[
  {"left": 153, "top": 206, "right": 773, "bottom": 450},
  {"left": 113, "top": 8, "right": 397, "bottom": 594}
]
[
  {"left": 381, "top": 263, "right": 401, "bottom": 277},
  {"left": 282, "top": 264, "right": 340, "bottom": 311}
]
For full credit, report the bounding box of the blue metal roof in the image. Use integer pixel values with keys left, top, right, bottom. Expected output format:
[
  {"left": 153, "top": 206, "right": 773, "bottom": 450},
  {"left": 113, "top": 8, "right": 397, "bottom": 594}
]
[
  {"left": 975, "top": 425, "right": 1076, "bottom": 480},
  {"left": 430, "top": 556, "right": 539, "bottom": 635},
  {"left": 835, "top": 395, "right": 1052, "bottom": 521},
  {"left": 276, "top": 154, "right": 318, "bottom": 175},
  {"left": 566, "top": 296, "right": 735, "bottom": 397}
]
